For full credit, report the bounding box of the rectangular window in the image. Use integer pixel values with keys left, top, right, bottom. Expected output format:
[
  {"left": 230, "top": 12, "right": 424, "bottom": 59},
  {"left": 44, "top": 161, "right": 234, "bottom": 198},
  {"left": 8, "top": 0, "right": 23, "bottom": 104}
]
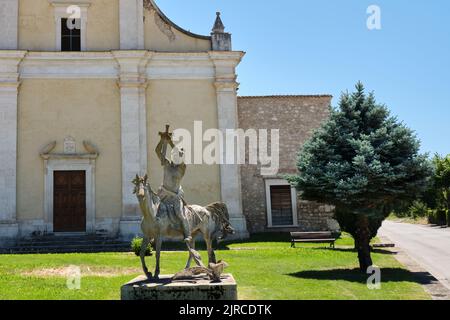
[
  {"left": 61, "top": 18, "right": 81, "bottom": 51},
  {"left": 270, "top": 185, "right": 294, "bottom": 226}
]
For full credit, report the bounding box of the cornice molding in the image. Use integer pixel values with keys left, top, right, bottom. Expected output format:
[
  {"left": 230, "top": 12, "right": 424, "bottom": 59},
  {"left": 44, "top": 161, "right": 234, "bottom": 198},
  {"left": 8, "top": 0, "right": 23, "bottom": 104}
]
[
  {"left": 0, "top": 51, "right": 244, "bottom": 80},
  {"left": 0, "top": 50, "right": 27, "bottom": 85},
  {"left": 208, "top": 51, "right": 245, "bottom": 65},
  {"left": 214, "top": 80, "right": 238, "bottom": 92},
  {"left": 112, "top": 50, "right": 151, "bottom": 87}
]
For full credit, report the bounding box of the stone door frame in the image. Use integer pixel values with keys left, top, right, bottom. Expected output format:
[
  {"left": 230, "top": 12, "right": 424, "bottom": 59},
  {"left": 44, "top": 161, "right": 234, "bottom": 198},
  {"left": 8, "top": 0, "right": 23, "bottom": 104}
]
[
  {"left": 264, "top": 178, "right": 299, "bottom": 228},
  {"left": 43, "top": 156, "right": 96, "bottom": 234}
]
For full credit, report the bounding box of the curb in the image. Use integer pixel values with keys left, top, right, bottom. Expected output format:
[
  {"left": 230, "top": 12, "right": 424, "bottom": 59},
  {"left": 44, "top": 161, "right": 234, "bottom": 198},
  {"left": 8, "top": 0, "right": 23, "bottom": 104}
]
[{"left": 379, "top": 235, "right": 450, "bottom": 300}]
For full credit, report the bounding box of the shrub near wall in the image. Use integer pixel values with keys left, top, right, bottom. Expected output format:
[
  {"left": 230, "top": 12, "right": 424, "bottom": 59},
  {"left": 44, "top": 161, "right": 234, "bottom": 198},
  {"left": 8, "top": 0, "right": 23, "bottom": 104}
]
[{"left": 131, "top": 237, "right": 152, "bottom": 257}]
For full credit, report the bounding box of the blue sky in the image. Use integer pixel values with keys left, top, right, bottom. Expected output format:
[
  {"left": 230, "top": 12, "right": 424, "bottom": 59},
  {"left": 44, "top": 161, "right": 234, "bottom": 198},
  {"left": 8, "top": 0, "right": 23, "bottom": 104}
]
[{"left": 155, "top": 0, "right": 450, "bottom": 156}]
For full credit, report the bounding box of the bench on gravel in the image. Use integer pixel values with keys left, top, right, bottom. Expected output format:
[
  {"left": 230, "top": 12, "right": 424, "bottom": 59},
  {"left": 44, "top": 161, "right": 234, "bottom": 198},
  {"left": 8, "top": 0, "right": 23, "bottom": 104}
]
[{"left": 290, "top": 232, "right": 337, "bottom": 248}]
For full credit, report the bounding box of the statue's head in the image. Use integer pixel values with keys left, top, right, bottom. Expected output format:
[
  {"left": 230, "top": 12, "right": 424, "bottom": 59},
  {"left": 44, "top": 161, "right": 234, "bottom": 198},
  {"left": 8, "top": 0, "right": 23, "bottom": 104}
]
[
  {"left": 221, "top": 223, "right": 235, "bottom": 240},
  {"left": 132, "top": 174, "right": 148, "bottom": 200},
  {"left": 171, "top": 146, "right": 185, "bottom": 165}
]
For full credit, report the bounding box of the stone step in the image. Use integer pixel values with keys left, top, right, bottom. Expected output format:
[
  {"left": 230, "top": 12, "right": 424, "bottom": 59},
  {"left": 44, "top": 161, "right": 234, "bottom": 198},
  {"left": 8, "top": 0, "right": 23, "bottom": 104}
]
[
  {"left": 0, "top": 248, "right": 131, "bottom": 255},
  {"left": 13, "top": 245, "right": 130, "bottom": 251},
  {"left": 1, "top": 236, "right": 132, "bottom": 254},
  {"left": 17, "top": 239, "right": 128, "bottom": 246},
  {"left": 0, "top": 243, "right": 131, "bottom": 254},
  {"left": 23, "top": 235, "right": 113, "bottom": 242}
]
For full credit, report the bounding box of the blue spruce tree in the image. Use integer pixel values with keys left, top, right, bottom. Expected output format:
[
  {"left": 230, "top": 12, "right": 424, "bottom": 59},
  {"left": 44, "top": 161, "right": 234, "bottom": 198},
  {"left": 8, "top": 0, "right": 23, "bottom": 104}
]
[{"left": 288, "top": 82, "right": 432, "bottom": 271}]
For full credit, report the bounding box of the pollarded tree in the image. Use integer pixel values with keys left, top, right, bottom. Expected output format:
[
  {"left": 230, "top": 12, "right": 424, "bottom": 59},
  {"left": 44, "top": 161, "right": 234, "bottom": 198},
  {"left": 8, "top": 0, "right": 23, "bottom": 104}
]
[{"left": 287, "top": 82, "right": 432, "bottom": 271}]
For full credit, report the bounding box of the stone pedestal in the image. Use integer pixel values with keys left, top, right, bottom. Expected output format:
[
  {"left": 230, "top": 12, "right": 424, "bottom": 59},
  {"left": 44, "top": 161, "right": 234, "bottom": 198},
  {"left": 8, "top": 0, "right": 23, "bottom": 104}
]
[{"left": 121, "top": 274, "right": 237, "bottom": 300}]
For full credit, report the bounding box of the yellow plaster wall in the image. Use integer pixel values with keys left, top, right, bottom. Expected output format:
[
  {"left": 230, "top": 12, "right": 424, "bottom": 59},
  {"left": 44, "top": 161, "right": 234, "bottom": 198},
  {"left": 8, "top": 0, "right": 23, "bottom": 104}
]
[
  {"left": 18, "top": 0, "right": 54, "bottom": 50},
  {"left": 86, "top": 0, "right": 120, "bottom": 50},
  {"left": 146, "top": 80, "right": 221, "bottom": 206},
  {"left": 17, "top": 79, "right": 122, "bottom": 221},
  {"left": 18, "top": 0, "right": 120, "bottom": 51}
]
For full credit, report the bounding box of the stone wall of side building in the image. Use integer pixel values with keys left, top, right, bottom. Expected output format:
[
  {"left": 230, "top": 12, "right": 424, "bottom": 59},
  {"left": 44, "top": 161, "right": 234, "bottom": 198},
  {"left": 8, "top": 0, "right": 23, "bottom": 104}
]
[{"left": 237, "top": 95, "right": 335, "bottom": 234}]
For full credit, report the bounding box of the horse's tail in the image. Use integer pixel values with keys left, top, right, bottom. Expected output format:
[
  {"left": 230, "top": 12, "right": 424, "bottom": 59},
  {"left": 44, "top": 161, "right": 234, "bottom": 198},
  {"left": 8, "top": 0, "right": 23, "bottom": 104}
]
[{"left": 205, "top": 202, "right": 235, "bottom": 239}]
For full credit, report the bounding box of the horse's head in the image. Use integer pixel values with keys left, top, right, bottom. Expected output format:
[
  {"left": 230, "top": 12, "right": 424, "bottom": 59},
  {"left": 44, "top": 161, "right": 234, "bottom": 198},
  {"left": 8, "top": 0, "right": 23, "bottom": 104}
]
[
  {"left": 221, "top": 223, "right": 235, "bottom": 240},
  {"left": 132, "top": 174, "right": 149, "bottom": 200}
]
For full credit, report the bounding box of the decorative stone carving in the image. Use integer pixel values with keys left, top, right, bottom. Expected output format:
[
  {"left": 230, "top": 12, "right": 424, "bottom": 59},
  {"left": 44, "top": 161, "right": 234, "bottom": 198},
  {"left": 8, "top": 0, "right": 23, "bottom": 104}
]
[
  {"left": 173, "top": 261, "right": 229, "bottom": 283},
  {"left": 154, "top": 12, "right": 176, "bottom": 42},
  {"left": 39, "top": 141, "right": 57, "bottom": 156},
  {"left": 143, "top": 0, "right": 153, "bottom": 11},
  {"left": 63, "top": 136, "right": 76, "bottom": 154},
  {"left": 83, "top": 140, "right": 99, "bottom": 155},
  {"left": 143, "top": 0, "right": 176, "bottom": 42},
  {"left": 39, "top": 138, "right": 99, "bottom": 160}
]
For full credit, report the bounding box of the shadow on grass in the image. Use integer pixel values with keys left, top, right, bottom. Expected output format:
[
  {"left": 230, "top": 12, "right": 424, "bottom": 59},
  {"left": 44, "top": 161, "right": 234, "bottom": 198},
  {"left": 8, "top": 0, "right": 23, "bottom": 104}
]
[
  {"left": 287, "top": 268, "right": 436, "bottom": 285},
  {"left": 160, "top": 232, "right": 291, "bottom": 251},
  {"left": 312, "top": 247, "right": 397, "bottom": 255}
]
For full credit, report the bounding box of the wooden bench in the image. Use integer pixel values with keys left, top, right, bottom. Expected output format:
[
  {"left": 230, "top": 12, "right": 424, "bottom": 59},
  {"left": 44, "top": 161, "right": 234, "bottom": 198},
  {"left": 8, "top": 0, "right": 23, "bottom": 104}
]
[{"left": 290, "top": 232, "right": 337, "bottom": 248}]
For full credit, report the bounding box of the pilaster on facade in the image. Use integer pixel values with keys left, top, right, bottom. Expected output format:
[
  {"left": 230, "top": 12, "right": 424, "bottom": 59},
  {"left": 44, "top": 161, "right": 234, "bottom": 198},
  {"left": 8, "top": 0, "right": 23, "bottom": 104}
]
[
  {"left": 119, "top": 0, "right": 145, "bottom": 50},
  {"left": 209, "top": 51, "right": 244, "bottom": 83},
  {"left": 0, "top": 0, "right": 19, "bottom": 50},
  {"left": 0, "top": 50, "right": 27, "bottom": 244},
  {"left": 112, "top": 51, "right": 151, "bottom": 239},
  {"left": 113, "top": 51, "right": 150, "bottom": 87},
  {"left": 209, "top": 51, "right": 249, "bottom": 239}
]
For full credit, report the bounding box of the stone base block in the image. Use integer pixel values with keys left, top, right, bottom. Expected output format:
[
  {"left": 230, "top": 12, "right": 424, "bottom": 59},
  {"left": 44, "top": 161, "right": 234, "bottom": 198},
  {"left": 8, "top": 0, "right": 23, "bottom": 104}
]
[{"left": 121, "top": 274, "right": 237, "bottom": 300}]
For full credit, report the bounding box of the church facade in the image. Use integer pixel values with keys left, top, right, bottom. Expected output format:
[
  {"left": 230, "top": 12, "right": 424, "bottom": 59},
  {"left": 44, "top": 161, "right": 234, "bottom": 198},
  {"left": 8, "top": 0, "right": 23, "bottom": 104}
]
[{"left": 0, "top": 0, "right": 334, "bottom": 246}]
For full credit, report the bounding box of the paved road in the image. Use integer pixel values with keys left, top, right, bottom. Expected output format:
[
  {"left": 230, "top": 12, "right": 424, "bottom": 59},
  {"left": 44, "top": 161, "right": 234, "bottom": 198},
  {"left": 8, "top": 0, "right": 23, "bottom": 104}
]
[{"left": 379, "top": 221, "right": 450, "bottom": 290}]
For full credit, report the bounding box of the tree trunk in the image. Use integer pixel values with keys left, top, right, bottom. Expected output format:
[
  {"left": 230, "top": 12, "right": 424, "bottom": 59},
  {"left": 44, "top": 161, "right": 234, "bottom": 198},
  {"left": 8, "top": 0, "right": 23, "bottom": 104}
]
[{"left": 354, "top": 215, "right": 373, "bottom": 272}]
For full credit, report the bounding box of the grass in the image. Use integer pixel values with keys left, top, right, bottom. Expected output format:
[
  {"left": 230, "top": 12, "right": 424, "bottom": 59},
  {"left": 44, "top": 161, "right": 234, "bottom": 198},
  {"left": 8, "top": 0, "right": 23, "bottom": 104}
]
[{"left": 0, "top": 233, "right": 430, "bottom": 300}]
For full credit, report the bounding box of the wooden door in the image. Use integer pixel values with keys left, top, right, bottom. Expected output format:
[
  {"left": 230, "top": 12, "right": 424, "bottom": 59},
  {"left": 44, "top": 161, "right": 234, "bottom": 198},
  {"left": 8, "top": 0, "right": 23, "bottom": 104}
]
[
  {"left": 270, "top": 185, "right": 293, "bottom": 226},
  {"left": 53, "top": 171, "right": 86, "bottom": 232}
]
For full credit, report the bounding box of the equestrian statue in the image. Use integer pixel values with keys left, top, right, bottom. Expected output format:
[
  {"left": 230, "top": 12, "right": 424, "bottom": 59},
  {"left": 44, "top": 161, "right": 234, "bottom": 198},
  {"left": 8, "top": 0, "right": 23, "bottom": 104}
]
[{"left": 132, "top": 125, "right": 235, "bottom": 281}]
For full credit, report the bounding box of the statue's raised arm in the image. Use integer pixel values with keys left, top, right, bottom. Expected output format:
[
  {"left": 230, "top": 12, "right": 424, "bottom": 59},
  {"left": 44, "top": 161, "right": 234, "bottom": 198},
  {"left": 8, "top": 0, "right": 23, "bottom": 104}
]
[{"left": 156, "top": 125, "right": 174, "bottom": 166}]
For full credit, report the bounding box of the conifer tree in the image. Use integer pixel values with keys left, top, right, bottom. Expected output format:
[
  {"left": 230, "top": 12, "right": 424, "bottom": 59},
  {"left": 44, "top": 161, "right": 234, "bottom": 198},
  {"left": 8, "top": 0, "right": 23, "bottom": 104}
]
[{"left": 288, "top": 82, "right": 432, "bottom": 271}]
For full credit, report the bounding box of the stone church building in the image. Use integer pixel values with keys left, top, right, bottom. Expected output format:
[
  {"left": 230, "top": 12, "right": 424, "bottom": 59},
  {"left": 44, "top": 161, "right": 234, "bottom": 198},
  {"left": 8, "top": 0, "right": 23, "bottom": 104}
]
[{"left": 0, "top": 0, "right": 334, "bottom": 246}]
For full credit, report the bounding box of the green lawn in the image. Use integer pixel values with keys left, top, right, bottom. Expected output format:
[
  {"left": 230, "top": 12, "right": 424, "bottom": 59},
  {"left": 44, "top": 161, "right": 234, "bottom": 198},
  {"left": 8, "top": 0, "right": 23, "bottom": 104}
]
[{"left": 0, "top": 234, "right": 430, "bottom": 300}]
